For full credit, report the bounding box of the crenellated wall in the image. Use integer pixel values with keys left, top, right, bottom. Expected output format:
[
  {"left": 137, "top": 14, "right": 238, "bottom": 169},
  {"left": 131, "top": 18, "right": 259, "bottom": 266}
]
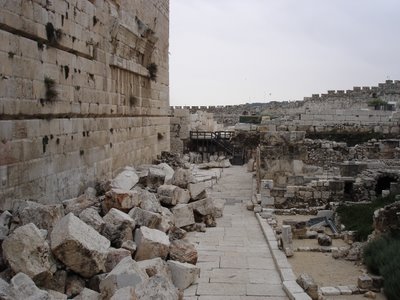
[{"left": 0, "top": 0, "right": 170, "bottom": 209}]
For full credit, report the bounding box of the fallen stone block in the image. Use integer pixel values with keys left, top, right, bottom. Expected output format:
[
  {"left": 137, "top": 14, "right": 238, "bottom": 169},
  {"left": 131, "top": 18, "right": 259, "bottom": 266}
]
[
  {"left": 72, "top": 288, "right": 101, "bottom": 300},
  {"left": 137, "top": 257, "right": 173, "bottom": 281},
  {"left": 171, "top": 168, "right": 193, "bottom": 189},
  {"left": 158, "top": 207, "right": 175, "bottom": 232},
  {"left": 0, "top": 211, "right": 12, "bottom": 240},
  {"left": 63, "top": 187, "right": 98, "bottom": 215},
  {"left": 99, "top": 256, "right": 148, "bottom": 299},
  {"left": 213, "top": 199, "right": 225, "bottom": 218},
  {"left": 8, "top": 272, "right": 50, "bottom": 300},
  {"left": 103, "top": 208, "right": 135, "bottom": 229},
  {"left": 189, "top": 198, "right": 215, "bottom": 216},
  {"left": 129, "top": 207, "right": 161, "bottom": 229},
  {"left": 169, "top": 239, "right": 198, "bottom": 265},
  {"left": 105, "top": 247, "right": 132, "bottom": 272},
  {"left": 136, "top": 187, "right": 162, "bottom": 213},
  {"left": 135, "top": 275, "right": 180, "bottom": 299},
  {"left": 51, "top": 213, "right": 110, "bottom": 278},
  {"left": 188, "top": 182, "right": 207, "bottom": 201},
  {"left": 111, "top": 166, "right": 139, "bottom": 191},
  {"left": 167, "top": 260, "right": 200, "bottom": 289},
  {"left": 337, "top": 285, "right": 352, "bottom": 295},
  {"left": 103, "top": 188, "right": 141, "bottom": 213},
  {"left": 168, "top": 226, "right": 187, "bottom": 241},
  {"left": 0, "top": 278, "right": 8, "bottom": 299},
  {"left": 3, "top": 223, "right": 55, "bottom": 284},
  {"left": 157, "top": 185, "right": 190, "bottom": 206},
  {"left": 171, "top": 204, "right": 195, "bottom": 228},
  {"left": 358, "top": 274, "right": 373, "bottom": 290},
  {"left": 102, "top": 208, "right": 135, "bottom": 246},
  {"left": 79, "top": 207, "right": 105, "bottom": 232},
  {"left": 137, "top": 165, "right": 166, "bottom": 190},
  {"left": 296, "top": 273, "right": 318, "bottom": 300},
  {"left": 47, "top": 289, "right": 68, "bottom": 299},
  {"left": 134, "top": 226, "right": 170, "bottom": 261},
  {"left": 320, "top": 286, "right": 341, "bottom": 296},
  {"left": 317, "top": 234, "right": 332, "bottom": 246},
  {"left": 121, "top": 240, "right": 137, "bottom": 255},
  {"left": 41, "top": 269, "right": 67, "bottom": 294},
  {"left": 65, "top": 274, "right": 85, "bottom": 298},
  {"left": 158, "top": 163, "right": 175, "bottom": 184},
  {"left": 19, "top": 201, "right": 64, "bottom": 232},
  {"left": 87, "top": 274, "right": 107, "bottom": 293}
]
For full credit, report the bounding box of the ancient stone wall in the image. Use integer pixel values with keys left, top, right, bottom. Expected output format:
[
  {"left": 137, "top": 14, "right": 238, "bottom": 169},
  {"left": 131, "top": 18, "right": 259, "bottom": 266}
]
[{"left": 0, "top": 0, "right": 170, "bottom": 209}]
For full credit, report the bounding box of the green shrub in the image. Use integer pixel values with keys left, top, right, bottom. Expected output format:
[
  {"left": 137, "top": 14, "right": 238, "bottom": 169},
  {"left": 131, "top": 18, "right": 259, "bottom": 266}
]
[
  {"left": 337, "top": 195, "right": 396, "bottom": 241},
  {"left": 363, "top": 235, "right": 400, "bottom": 300}
]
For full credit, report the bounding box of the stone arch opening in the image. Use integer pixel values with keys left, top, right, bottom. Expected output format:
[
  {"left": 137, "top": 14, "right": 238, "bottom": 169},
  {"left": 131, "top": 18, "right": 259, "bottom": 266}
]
[{"left": 375, "top": 175, "right": 398, "bottom": 196}]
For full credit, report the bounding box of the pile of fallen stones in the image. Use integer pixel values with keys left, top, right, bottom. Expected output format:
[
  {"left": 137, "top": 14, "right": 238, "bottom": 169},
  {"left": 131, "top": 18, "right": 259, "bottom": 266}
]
[{"left": 0, "top": 163, "right": 222, "bottom": 299}]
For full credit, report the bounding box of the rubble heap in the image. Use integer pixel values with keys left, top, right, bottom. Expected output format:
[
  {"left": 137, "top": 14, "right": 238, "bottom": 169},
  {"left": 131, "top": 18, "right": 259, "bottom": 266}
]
[{"left": 0, "top": 163, "right": 222, "bottom": 299}]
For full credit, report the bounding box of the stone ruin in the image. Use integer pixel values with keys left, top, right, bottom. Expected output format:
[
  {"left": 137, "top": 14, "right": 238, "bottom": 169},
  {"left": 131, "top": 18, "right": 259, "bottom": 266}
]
[{"left": 0, "top": 161, "right": 224, "bottom": 299}]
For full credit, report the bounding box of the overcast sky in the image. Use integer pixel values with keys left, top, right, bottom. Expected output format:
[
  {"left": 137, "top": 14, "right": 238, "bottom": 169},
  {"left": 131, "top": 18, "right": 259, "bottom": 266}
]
[{"left": 169, "top": 0, "right": 400, "bottom": 106}]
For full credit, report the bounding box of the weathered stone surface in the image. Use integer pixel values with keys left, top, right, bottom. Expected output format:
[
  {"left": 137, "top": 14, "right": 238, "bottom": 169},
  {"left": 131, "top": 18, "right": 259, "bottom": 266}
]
[
  {"left": 72, "top": 288, "right": 101, "bottom": 300},
  {"left": 105, "top": 248, "right": 132, "bottom": 272},
  {"left": 3, "top": 223, "right": 55, "bottom": 284},
  {"left": 109, "top": 287, "right": 138, "bottom": 300},
  {"left": 63, "top": 188, "right": 98, "bottom": 215},
  {"left": 169, "top": 239, "right": 198, "bottom": 265},
  {"left": 111, "top": 167, "right": 139, "bottom": 191},
  {"left": 168, "top": 226, "right": 187, "bottom": 241},
  {"left": 320, "top": 286, "right": 340, "bottom": 296},
  {"left": 189, "top": 198, "right": 215, "bottom": 216},
  {"left": 103, "top": 189, "right": 141, "bottom": 213},
  {"left": 137, "top": 165, "right": 167, "bottom": 190},
  {"left": 47, "top": 289, "right": 68, "bottom": 300},
  {"left": 296, "top": 273, "right": 318, "bottom": 300},
  {"left": 137, "top": 257, "right": 173, "bottom": 281},
  {"left": 317, "top": 234, "right": 332, "bottom": 246},
  {"left": 19, "top": 201, "right": 64, "bottom": 232},
  {"left": 171, "top": 204, "right": 195, "bottom": 228},
  {"left": 99, "top": 256, "right": 148, "bottom": 299},
  {"left": 135, "top": 275, "right": 180, "bottom": 300},
  {"left": 167, "top": 260, "right": 200, "bottom": 290},
  {"left": 0, "top": 211, "right": 12, "bottom": 240},
  {"left": 0, "top": 277, "right": 9, "bottom": 299},
  {"left": 171, "top": 168, "right": 193, "bottom": 189},
  {"left": 188, "top": 182, "right": 207, "bottom": 200},
  {"left": 129, "top": 207, "right": 161, "bottom": 229},
  {"left": 42, "top": 270, "right": 67, "bottom": 294},
  {"left": 157, "top": 185, "right": 190, "bottom": 206},
  {"left": 364, "top": 291, "right": 377, "bottom": 299},
  {"left": 137, "top": 188, "right": 162, "bottom": 213},
  {"left": 50, "top": 213, "right": 110, "bottom": 278},
  {"left": 158, "top": 207, "right": 175, "bottom": 232},
  {"left": 79, "top": 208, "right": 105, "bottom": 232},
  {"left": 87, "top": 274, "right": 107, "bottom": 293},
  {"left": 121, "top": 240, "right": 137, "bottom": 254},
  {"left": 65, "top": 274, "right": 85, "bottom": 298},
  {"left": 159, "top": 163, "right": 175, "bottom": 185},
  {"left": 8, "top": 272, "right": 50, "bottom": 300},
  {"left": 102, "top": 209, "right": 135, "bottom": 247},
  {"left": 358, "top": 274, "right": 373, "bottom": 290},
  {"left": 134, "top": 226, "right": 170, "bottom": 261},
  {"left": 213, "top": 199, "right": 226, "bottom": 218}
]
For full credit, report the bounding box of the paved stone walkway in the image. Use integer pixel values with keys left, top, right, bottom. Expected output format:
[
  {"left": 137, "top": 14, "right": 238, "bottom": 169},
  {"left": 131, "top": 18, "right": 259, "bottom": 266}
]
[{"left": 185, "top": 166, "right": 288, "bottom": 300}]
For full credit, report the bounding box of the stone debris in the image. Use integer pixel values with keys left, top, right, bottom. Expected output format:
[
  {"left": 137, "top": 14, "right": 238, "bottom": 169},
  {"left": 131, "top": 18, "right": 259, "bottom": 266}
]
[
  {"left": 134, "top": 226, "right": 171, "bottom": 261},
  {"left": 296, "top": 273, "right": 318, "bottom": 300},
  {"left": 169, "top": 239, "right": 198, "bottom": 265},
  {"left": 51, "top": 213, "right": 110, "bottom": 278},
  {"left": 111, "top": 166, "right": 139, "bottom": 191},
  {"left": 358, "top": 274, "right": 373, "bottom": 290},
  {"left": 320, "top": 286, "right": 341, "bottom": 296},
  {"left": 0, "top": 162, "right": 214, "bottom": 297},
  {"left": 364, "top": 291, "right": 377, "bottom": 299},
  {"left": 99, "top": 256, "right": 148, "bottom": 299},
  {"left": 3, "top": 223, "right": 56, "bottom": 284},
  {"left": 103, "top": 188, "right": 141, "bottom": 213},
  {"left": 317, "top": 234, "right": 332, "bottom": 246},
  {"left": 167, "top": 260, "right": 200, "bottom": 290}
]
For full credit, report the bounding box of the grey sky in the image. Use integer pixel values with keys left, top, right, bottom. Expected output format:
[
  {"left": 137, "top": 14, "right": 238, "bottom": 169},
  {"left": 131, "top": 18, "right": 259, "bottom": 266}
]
[{"left": 169, "top": 0, "right": 400, "bottom": 106}]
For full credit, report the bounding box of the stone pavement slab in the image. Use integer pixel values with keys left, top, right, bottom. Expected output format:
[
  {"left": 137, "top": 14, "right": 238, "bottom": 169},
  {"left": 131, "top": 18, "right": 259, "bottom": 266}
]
[{"left": 186, "top": 166, "right": 288, "bottom": 299}]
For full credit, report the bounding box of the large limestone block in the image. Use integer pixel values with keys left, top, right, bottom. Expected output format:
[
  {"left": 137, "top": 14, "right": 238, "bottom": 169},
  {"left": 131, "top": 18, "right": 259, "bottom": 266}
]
[
  {"left": 157, "top": 185, "right": 190, "bottom": 206},
  {"left": 135, "top": 275, "right": 180, "bottom": 300},
  {"left": 137, "top": 165, "right": 166, "bottom": 190},
  {"left": 0, "top": 278, "right": 9, "bottom": 299},
  {"left": 111, "top": 167, "right": 139, "bottom": 191},
  {"left": 103, "top": 189, "right": 141, "bottom": 213},
  {"left": 137, "top": 257, "right": 173, "bottom": 282},
  {"left": 72, "top": 288, "right": 101, "bottom": 300},
  {"left": 99, "top": 256, "right": 148, "bottom": 299},
  {"left": 19, "top": 201, "right": 64, "bottom": 232},
  {"left": 105, "top": 247, "right": 132, "bottom": 272},
  {"left": 102, "top": 209, "right": 135, "bottom": 246},
  {"left": 103, "top": 208, "right": 135, "bottom": 228},
  {"left": 134, "top": 226, "right": 170, "bottom": 261},
  {"left": 158, "top": 163, "right": 175, "bottom": 184},
  {"left": 63, "top": 188, "right": 98, "bottom": 215},
  {"left": 8, "top": 272, "right": 50, "bottom": 300},
  {"left": 136, "top": 188, "right": 162, "bottom": 213},
  {"left": 50, "top": 213, "right": 110, "bottom": 278},
  {"left": 129, "top": 207, "right": 161, "bottom": 229},
  {"left": 3, "top": 223, "right": 55, "bottom": 284},
  {"left": 158, "top": 207, "right": 175, "bottom": 233},
  {"left": 79, "top": 208, "right": 105, "bottom": 232},
  {"left": 110, "top": 287, "right": 138, "bottom": 300},
  {"left": 188, "top": 182, "right": 207, "bottom": 201},
  {"left": 189, "top": 198, "right": 216, "bottom": 216},
  {"left": 167, "top": 260, "right": 200, "bottom": 290},
  {"left": 171, "top": 168, "right": 193, "bottom": 189},
  {"left": 169, "top": 239, "right": 198, "bottom": 265},
  {"left": 171, "top": 204, "right": 195, "bottom": 228}
]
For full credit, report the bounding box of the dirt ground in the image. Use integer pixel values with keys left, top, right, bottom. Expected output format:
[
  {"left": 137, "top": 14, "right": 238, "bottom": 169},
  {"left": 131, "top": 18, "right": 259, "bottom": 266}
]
[{"left": 275, "top": 215, "right": 387, "bottom": 300}]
